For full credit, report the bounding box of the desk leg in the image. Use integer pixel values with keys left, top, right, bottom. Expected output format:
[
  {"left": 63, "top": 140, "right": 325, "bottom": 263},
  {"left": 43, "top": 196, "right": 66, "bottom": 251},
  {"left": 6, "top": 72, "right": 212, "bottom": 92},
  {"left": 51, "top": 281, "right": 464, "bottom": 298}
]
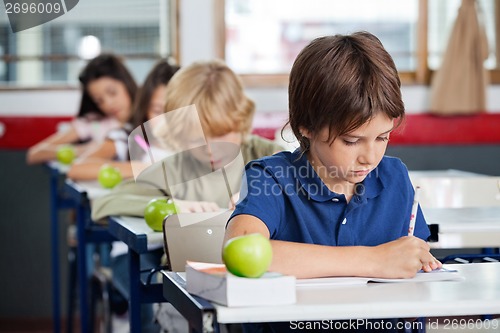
[
  {"left": 76, "top": 205, "right": 90, "bottom": 333},
  {"left": 49, "top": 172, "right": 61, "bottom": 333},
  {"left": 128, "top": 250, "right": 142, "bottom": 333},
  {"left": 162, "top": 272, "right": 217, "bottom": 333}
]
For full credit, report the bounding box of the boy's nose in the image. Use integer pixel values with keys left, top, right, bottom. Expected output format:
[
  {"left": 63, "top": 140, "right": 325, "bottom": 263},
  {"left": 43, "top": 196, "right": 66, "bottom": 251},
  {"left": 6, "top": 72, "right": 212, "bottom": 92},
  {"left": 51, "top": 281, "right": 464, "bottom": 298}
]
[{"left": 359, "top": 144, "right": 376, "bottom": 165}]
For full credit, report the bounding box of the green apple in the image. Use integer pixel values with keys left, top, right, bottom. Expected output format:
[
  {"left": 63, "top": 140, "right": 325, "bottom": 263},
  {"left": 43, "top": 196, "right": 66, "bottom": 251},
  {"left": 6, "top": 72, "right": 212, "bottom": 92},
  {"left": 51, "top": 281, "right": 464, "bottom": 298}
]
[
  {"left": 222, "top": 233, "right": 272, "bottom": 278},
  {"left": 144, "top": 198, "right": 178, "bottom": 231},
  {"left": 56, "top": 145, "right": 76, "bottom": 165},
  {"left": 98, "top": 164, "right": 122, "bottom": 189}
]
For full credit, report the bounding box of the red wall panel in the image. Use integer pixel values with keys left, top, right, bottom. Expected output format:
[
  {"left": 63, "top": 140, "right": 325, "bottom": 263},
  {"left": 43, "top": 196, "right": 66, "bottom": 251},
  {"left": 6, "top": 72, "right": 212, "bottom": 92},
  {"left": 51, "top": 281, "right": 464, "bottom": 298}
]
[
  {"left": 0, "top": 116, "right": 73, "bottom": 149},
  {"left": 1, "top": 113, "right": 500, "bottom": 150}
]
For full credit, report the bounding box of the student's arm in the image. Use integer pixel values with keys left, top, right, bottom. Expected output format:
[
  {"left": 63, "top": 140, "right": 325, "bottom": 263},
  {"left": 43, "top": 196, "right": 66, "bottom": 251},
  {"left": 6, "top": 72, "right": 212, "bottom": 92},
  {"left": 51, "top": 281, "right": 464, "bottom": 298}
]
[
  {"left": 66, "top": 158, "right": 139, "bottom": 181},
  {"left": 26, "top": 127, "right": 84, "bottom": 165},
  {"left": 225, "top": 214, "right": 441, "bottom": 279},
  {"left": 67, "top": 139, "right": 123, "bottom": 180},
  {"left": 78, "top": 139, "right": 117, "bottom": 160}
]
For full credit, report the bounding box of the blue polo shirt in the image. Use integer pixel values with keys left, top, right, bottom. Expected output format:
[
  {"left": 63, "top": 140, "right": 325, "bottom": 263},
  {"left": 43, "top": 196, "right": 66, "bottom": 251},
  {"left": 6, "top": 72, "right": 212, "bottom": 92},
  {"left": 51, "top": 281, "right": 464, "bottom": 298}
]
[{"left": 231, "top": 149, "right": 430, "bottom": 245}]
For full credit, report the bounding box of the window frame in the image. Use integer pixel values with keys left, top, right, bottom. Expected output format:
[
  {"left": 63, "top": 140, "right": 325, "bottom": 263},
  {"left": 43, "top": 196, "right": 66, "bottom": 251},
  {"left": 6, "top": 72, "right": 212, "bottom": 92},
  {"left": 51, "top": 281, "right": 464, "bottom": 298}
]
[
  {"left": 216, "top": 0, "right": 500, "bottom": 87},
  {"left": 0, "top": 0, "right": 180, "bottom": 91}
]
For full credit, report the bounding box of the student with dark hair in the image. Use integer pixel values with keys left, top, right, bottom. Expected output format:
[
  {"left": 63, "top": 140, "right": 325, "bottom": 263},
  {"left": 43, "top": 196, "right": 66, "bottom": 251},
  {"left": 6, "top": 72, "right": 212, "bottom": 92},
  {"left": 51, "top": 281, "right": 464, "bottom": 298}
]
[
  {"left": 66, "top": 59, "right": 179, "bottom": 180},
  {"left": 27, "top": 53, "right": 137, "bottom": 165},
  {"left": 131, "top": 59, "right": 179, "bottom": 128},
  {"left": 224, "top": 31, "right": 441, "bottom": 333},
  {"left": 76, "top": 53, "right": 137, "bottom": 118}
]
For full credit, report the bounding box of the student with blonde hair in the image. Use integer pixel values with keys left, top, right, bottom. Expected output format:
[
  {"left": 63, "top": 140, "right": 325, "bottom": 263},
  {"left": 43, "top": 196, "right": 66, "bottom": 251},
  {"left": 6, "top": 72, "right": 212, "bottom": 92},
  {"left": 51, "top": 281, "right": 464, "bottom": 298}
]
[
  {"left": 142, "top": 59, "right": 282, "bottom": 211},
  {"left": 92, "top": 59, "right": 283, "bottom": 218},
  {"left": 157, "top": 58, "right": 255, "bottom": 144}
]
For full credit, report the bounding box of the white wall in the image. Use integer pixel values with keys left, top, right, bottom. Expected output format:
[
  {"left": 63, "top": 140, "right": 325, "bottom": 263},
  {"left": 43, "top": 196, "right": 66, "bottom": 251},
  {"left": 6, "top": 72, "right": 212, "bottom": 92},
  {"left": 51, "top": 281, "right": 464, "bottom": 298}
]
[
  {"left": 179, "top": 0, "right": 217, "bottom": 65},
  {"left": 0, "top": 0, "right": 499, "bottom": 116},
  {"left": 1, "top": 84, "right": 499, "bottom": 116}
]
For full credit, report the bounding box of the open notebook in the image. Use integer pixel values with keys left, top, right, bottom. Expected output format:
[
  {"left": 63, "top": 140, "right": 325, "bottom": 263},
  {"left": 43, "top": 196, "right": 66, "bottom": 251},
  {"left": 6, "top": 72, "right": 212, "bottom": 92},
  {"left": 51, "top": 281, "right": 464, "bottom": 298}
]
[{"left": 296, "top": 267, "right": 464, "bottom": 287}]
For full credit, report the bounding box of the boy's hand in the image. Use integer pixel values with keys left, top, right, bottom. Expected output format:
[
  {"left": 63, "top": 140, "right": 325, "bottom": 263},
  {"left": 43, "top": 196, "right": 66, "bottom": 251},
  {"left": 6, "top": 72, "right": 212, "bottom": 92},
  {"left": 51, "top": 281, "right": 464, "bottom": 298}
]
[
  {"left": 372, "top": 236, "right": 441, "bottom": 279},
  {"left": 421, "top": 255, "right": 442, "bottom": 273}
]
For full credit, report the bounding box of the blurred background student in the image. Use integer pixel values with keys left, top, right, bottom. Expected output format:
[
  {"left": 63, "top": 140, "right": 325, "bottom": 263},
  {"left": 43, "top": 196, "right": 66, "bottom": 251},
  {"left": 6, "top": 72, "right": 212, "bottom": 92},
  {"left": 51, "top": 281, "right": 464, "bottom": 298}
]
[
  {"left": 66, "top": 59, "right": 179, "bottom": 181},
  {"left": 92, "top": 59, "right": 284, "bottom": 218},
  {"left": 26, "top": 54, "right": 137, "bottom": 165},
  {"left": 66, "top": 59, "right": 179, "bottom": 333},
  {"left": 91, "top": 59, "right": 284, "bottom": 332}
]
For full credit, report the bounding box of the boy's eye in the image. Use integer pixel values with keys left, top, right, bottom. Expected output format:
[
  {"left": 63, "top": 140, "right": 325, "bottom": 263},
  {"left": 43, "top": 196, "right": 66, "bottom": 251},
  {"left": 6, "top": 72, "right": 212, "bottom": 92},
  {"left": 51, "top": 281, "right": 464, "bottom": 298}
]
[
  {"left": 377, "top": 136, "right": 389, "bottom": 142},
  {"left": 343, "top": 139, "right": 358, "bottom": 146}
]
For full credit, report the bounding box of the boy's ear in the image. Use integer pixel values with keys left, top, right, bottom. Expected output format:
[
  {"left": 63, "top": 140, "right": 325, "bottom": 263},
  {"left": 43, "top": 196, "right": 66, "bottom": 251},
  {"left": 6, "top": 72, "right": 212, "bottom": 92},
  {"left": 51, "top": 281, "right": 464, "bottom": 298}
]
[{"left": 298, "top": 127, "right": 311, "bottom": 139}]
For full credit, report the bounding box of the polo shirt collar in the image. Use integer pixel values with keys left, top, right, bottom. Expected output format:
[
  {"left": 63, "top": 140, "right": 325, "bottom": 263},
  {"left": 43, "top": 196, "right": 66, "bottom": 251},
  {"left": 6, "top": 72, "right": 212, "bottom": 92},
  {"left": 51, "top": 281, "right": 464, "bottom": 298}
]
[
  {"left": 355, "top": 167, "right": 385, "bottom": 203},
  {"left": 291, "top": 149, "right": 385, "bottom": 202}
]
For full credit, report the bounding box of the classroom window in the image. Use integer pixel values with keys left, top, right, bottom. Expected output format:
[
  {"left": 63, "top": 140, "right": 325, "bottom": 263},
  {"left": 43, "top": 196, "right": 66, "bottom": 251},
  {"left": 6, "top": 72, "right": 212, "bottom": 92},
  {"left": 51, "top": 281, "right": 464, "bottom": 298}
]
[
  {"left": 0, "top": 0, "right": 177, "bottom": 86},
  {"left": 225, "top": 0, "right": 418, "bottom": 74},
  {"left": 222, "top": 0, "right": 499, "bottom": 85}
]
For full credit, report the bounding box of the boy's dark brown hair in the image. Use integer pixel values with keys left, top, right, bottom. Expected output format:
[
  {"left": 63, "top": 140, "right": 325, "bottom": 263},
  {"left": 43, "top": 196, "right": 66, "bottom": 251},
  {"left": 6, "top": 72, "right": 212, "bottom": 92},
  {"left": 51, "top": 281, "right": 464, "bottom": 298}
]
[{"left": 287, "top": 31, "right": 405, "bottom": 152}]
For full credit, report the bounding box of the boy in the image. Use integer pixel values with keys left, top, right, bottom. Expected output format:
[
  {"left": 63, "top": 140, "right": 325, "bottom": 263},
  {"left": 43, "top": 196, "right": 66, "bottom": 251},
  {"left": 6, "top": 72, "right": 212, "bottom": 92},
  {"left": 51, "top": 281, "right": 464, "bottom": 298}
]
[{"left": 225, "top": 31, "right": 440, "bottom": 332}]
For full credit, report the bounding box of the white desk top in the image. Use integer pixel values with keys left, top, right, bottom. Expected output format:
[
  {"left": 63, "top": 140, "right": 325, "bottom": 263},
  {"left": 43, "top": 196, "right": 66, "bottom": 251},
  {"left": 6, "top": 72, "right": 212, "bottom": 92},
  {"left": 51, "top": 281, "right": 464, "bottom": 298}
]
[
  {"left": 212, "top": 263, "right": 500, "bottom": 324},
  {"left": 408, "top": 169, "right": 488, "bottom": 179},
  {"left": 72, "top": 180, "right": 111, "bottom": 200},
  {"left": 111, "top": 215, "right": 164, "bottom": 250},
  {"left": 411, "top": 177, "right": 500, "bottom": 208},
  {"left": 425, "top": 207, "right": 500, "bottom": 248},
  {"left": 46, "top": 160, "right": 70, "bottom": 174},
  {"left": 405, "top": 172, "right": 500, "bottom": 248},
  {"left": 425, "top": 207, "right": 500, "bottom": 232}
]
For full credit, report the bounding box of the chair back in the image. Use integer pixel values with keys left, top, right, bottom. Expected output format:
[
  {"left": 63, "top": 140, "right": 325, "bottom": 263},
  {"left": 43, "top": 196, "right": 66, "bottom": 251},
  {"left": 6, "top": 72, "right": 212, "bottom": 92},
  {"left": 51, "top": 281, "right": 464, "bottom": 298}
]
[{"left": 162, "top": 211, "right": 232, "bottom": 271}]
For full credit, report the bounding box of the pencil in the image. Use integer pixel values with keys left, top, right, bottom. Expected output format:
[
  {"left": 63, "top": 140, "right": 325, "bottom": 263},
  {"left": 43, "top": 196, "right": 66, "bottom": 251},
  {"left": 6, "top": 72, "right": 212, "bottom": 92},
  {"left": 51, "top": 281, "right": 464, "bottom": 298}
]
[
  {"left": 408, "top": 186, "right": 421, "bottom": 236},
  {"left": 134, "top": 134, "right": 150, "bottom": 152}
]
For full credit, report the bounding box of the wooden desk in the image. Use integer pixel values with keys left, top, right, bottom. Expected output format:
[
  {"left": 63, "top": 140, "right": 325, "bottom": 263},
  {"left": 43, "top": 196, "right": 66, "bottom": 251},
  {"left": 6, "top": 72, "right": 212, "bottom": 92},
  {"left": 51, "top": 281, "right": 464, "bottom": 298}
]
[
  {"left": 162, "top": 263, "right": 500, "bottom": 333},
  {"left": 63, "top": 179, "right": 114, "bottom": 333},
  {"left": 108, "top": 215, "right": 165, "bottom": 333}
]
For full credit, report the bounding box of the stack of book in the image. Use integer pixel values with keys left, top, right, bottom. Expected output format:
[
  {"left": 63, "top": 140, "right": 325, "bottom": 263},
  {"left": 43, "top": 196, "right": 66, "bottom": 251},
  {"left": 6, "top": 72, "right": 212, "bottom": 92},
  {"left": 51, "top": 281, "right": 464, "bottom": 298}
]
[{"left": 185, "top": 261, "right": 296, "bottom": 307}]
